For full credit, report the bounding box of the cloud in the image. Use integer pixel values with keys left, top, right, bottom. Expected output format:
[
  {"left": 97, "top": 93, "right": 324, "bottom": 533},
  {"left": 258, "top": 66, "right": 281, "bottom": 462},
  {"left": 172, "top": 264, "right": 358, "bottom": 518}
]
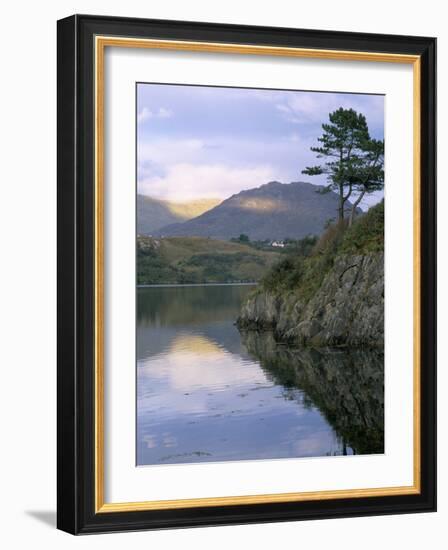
[
  {"left": 158, "top": 107, "right": 173, "bottom": 118},
  {"left": 137, "top": 107, "right": 152, "bottom": 124},
  {"left": 275, "top": 92, "right": 384, "bottom": 133},
  {"left": 136, "top": 132, "right": 328, "bottom": 201},
  {"left": 135, "top": 86, "right": 384, "bottom": 205},
  {"left": 137, "top": 106, "right": 173, "bottom": 124},
  {"left": 138, "top": 163, "right": 277, "bottom": 200},
  {"left": 137, "top": 133, "right": 311, "bottom": 182},
  {"left": 138, "top": 138, "right": 204, "bottom": 168}
]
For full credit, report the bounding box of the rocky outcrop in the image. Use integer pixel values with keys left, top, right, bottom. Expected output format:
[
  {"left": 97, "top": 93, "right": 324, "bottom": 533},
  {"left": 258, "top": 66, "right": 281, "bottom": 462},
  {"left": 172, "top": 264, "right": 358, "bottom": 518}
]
[{"left": 237, "top": 253, "right": 383, "bottom": 347}]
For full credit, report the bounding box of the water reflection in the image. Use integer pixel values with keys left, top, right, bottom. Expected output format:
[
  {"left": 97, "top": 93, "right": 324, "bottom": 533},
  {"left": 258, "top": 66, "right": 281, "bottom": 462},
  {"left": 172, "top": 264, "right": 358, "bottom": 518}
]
[
  {"left": 241, "top": 331, "right": 384, "bottom": 455},
  {"left": 137, "top": 285, "right": 384, "bottom": 465}
]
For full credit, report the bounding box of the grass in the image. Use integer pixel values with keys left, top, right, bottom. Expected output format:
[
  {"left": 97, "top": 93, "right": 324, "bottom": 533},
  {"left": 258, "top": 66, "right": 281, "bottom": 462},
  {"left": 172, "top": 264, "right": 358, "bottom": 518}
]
[
  {"left": 137, "top": 236, "right": 281, "bottom": 284},
  {"left": 137, "top": 202, "right": 384, "bottom": 287}
]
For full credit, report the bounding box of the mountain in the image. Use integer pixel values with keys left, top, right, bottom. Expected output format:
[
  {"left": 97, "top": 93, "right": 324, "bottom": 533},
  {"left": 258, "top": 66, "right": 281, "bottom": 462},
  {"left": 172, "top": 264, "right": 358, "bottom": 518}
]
[
  {"left": 137, "top": 195, "right": 221, "bottom": 234},
  {"left": 157, "top": 181, "right": 357, "bottom": 241}
]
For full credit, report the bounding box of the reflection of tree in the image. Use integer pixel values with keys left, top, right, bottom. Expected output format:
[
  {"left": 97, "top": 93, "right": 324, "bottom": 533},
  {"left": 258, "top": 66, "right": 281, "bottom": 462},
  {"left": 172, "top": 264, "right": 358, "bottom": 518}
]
[
  {"left": 137, "top": 285, "right": 255, "bottom": 327},
  {"left": 240, "top": 330, "right": 384, "bottom": 455}
]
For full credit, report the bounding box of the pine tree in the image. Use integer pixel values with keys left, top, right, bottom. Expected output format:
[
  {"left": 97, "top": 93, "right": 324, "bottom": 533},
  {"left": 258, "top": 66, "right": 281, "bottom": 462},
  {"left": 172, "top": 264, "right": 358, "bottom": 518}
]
[
  {"left": 347, "top": 138, "right": 384, "bottom": 226},
  {"left": 302, "top": 107, "right": 384, "bottom": 225}
]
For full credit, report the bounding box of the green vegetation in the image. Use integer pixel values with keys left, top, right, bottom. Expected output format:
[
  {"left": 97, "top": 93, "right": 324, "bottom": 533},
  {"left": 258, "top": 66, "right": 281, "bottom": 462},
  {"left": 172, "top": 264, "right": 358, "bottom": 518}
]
[
  {"left": 283, "top": 235, "right": 318, "bottom": 256},
  {"left": 339, "top": 199, "right": 384, "bottom": 254},
  {"left": 230, "top": 234, "right": 318, "bottom": 255},
  {"left": 261, "top": 201, "right": 384, "bottom": 299},
  {"left": 137, "top": 236, "right": 281, "bottom": 285},
  {"left": 235, "top": 233, "right": 249, "bottom": 243}
]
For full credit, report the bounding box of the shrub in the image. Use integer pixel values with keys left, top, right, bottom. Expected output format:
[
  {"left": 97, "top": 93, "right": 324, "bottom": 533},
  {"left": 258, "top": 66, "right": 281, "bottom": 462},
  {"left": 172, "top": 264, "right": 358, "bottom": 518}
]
[
  {"left": 312, "top": 219, "right": 348, "bottom": 256},
  {"left": 262, "top": 256, "right": 305, "bottom": 291},
  {"left": 260, "top": 200, "right": 384, "bottom": 300},
  {"left": 339, "top": 200, "right": 384, "bottom": 254}
]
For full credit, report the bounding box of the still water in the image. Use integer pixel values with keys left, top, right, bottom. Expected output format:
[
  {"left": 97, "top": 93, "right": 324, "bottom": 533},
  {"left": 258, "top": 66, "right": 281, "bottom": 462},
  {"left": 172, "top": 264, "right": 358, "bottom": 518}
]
[{"left": 137, "top": 285, "right": 384, "bottom": 466}]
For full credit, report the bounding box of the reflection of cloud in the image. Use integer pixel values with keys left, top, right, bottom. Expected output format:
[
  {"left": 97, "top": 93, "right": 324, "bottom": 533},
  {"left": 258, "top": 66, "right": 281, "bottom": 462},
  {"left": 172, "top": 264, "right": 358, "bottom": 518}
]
[
  {"left": 139, "top": 332, "right": 267, "bottom": 393},
  {"left": 162, "top": 434, "right": 177, "bottom": 448},
  {"left": 143, "top": 435, "right": 157, "bottom": 448},
  {"left": 169, "top": 334, "right": 224, "bottom": 356},
  {"left": 292, "top": 430, "right": 338, "bottom": 456}
]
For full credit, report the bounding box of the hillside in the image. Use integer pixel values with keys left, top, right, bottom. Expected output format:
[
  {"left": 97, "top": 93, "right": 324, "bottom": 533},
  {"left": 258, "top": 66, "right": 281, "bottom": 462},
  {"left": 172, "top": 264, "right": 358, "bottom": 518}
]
[
  {"left": 137, "top": 236, "right": 281, "bottom": 285},
  {"left": 237, "top": 201, "right": 384, "bottom": 347},
  {"left": 137, "top": 195, "right": 221, "bottom": 234},
  {"left": 157, "top": 181, "right": 358, "bottom": 240}
]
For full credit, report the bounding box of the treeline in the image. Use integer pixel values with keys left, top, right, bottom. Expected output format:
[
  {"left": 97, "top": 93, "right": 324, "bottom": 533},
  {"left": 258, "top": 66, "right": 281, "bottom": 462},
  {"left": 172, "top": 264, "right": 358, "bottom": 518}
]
[
  {"left": 137, "top": 235, "right": 281, "bottom": 285},
  {"left": 230, "top": 233, "right": 318, "bottom": 255}
]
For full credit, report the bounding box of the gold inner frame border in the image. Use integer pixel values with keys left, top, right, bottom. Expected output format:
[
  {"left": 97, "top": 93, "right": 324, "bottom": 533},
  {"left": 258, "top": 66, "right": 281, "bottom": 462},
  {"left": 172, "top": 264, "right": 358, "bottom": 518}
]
[{"left": 94, "top": 36, "right": 421, "bottom": 513}]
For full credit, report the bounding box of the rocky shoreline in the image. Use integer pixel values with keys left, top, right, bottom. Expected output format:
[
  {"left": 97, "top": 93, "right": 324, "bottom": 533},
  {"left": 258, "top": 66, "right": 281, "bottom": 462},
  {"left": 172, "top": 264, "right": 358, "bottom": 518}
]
[{"left": 237, "top": 253, "right": 384, "bottom": 348}]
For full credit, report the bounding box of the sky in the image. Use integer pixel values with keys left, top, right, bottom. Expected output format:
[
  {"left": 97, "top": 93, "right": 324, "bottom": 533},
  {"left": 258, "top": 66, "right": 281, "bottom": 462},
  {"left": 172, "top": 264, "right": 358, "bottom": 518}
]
[{"left": 137, "top": 83, "right": 384, "bottom": 209}]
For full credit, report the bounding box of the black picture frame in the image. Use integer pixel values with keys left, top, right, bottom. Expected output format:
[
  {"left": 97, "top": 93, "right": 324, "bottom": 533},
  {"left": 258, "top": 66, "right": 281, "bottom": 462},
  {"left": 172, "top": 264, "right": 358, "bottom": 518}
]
[{"left": 57, "top": 14, "right": 436, "bottom": 535}]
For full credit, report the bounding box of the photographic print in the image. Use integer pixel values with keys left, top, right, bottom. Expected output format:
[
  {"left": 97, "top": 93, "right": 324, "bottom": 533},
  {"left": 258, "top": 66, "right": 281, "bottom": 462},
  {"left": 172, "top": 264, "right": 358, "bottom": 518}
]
[
  {"left": 58, "top": 16, "right": 436, "bottom": 533},
  {"left": 136, "top": 83, "right": 385, "bottom": 466}
]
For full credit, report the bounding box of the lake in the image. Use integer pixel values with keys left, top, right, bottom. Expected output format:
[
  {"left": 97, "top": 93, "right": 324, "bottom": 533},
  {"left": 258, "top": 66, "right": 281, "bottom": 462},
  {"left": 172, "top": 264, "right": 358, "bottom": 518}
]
[{"left": 137, "top": 284, "right": 384, "bottom": 466}]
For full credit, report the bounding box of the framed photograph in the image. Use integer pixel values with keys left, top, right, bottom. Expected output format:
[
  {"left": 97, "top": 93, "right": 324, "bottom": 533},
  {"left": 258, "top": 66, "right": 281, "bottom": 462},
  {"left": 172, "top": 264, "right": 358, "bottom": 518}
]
[{"left": 57, "top": 14, "right": 436, "bottom": 534}]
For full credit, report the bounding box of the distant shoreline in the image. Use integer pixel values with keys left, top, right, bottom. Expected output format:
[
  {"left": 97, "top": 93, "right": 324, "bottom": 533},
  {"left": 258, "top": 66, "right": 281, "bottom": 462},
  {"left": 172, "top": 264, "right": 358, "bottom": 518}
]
[{"left": 137, "top": 282, "right": 258, "bottom": 288}]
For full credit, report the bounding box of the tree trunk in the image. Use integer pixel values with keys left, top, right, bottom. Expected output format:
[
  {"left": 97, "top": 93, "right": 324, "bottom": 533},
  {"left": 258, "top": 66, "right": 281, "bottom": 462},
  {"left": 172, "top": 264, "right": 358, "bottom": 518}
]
[
  {"left": 349, "top": 189, "right": 366, "bottom": 226},
  {"left": 339, "top": 183, "right": 345, "bottom": 221}
]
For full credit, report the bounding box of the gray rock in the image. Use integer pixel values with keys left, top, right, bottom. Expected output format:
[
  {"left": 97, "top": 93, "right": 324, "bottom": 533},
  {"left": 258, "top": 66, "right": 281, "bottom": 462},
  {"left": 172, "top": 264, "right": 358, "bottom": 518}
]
[{"left": 237, "top": 253, "right": 384, "bottom": 347}]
